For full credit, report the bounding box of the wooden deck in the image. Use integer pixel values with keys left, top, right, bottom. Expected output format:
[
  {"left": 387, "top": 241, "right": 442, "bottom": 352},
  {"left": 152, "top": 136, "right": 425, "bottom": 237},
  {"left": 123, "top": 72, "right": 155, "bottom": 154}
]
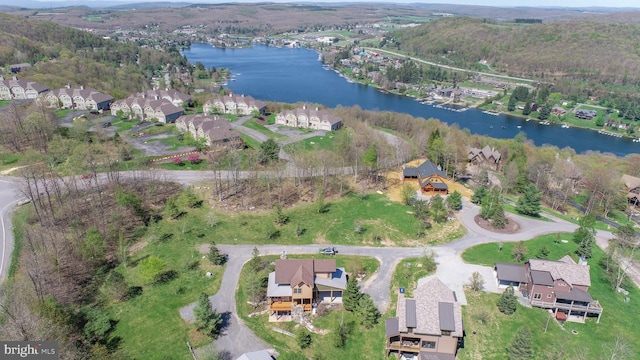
[{"left": 270, "top": 301, "right": 292, "bottom": 311}]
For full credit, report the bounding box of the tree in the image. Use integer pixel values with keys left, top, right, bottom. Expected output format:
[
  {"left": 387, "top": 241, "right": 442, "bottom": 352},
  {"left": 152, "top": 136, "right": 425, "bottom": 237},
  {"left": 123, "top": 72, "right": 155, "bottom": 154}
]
[
  {"left": 515, "top": 183, "right": 542, "bottom": 216},
  {"left": 522, "top": 101, "right": 532, "bottom": 116},
  {"left": 193, "top": 293, "right": 223, "bottom": 338},
  {"left": 538, "top": 102, "right": 552, "bottom": 120},
  {"left": 82, "top": 227, "right": 106, "bottom": 266},
  {"left": 576, "top": 237, "right": 594, "bottom": 259},
  {"left": 259, "top": 139, "right": 279, "bottom": 164},
  {"left": 572, "top": 214, "right": 596, "bottom": 244},
  {"left": 507, "top": 327, "right": 533, "bottom": 360},
  {"left": 469, "top": 271, "right": 485, "bottom": 291},
  {"left": 507, "top": 95, "right": 516, "bottom": 112},
  {"left": 356, "top": 294, "right": 380, "bottom": 328},
  {"left": 446, "top": 190, "right": 462, "bottom": 211},
  {"left": 82, "top": 308, "right": 113, "bottom": 344},
  {"left": 363, "top": 143, "right": 378, "bottom": 169},
  {"left": 272, "top": 203, "right": 288, "bottom": 225},
  {"left": 297, "top": 328, "right": 312, "bottom": 349},
  {"left": 536, "top": 245, "right": 550, "bottom": 259},
  {"left": 471, "top": 186, "right": 487, "bottom": 204},
  {"left": 343, "top": 277, "right": 361, "bottom": 312},
  {"left": 139, "top": 256, "right": 165, "bottom": 284},
  {"left": 512, "top": 242, "right": 527, "bottom": 262},
  {"left": 430, "top": 195, "right": 448, "bottom": 223},
  {"left": 332, "top": 321, "right": 349, "bottom": 348},
  {"left": 492, "top": 200, "right": 507, "bottom": 229},
  {"left": 165, "top": 195, "right": 182, "bottom": 220},
  {"left": 497, "top": 286, "right": 518, "bottom": 315},
  {"left": 208, "top": 242, "right": 227, "bottom": 265},
  {"left": 400, "top": 183, "right": 416, "bottom": 205}
]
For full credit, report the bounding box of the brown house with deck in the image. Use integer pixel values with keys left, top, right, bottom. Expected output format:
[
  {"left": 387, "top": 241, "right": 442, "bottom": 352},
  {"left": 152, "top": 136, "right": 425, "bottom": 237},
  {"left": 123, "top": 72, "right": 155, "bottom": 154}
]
[
  {"left": 467, "top": 145, "right": 501, "bottom": 172},
  {"left": 495, "top": 256, "right": 603, "bottom": 323},
  {"left": 266, "top": 259, "right": 346, "bottom": 322},
  {"left": 403, "top": 160, "right": 449, "bottom": 195},
  {"left": 386, "top": 277, "right": 464, "bottom": 360},
  {"left": 622, "top": 174, "right": 640, "bottom": 208}
]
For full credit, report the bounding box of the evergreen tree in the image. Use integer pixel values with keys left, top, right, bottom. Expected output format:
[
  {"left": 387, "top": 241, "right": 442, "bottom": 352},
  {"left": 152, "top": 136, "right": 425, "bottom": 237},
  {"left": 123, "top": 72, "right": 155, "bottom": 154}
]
[
  {"left": 356, "top": 294, "right": 380, "bottom": 328},
  {"left": 332, "top": 321, "right": 348, "bottom": 348},
  {"left": 576, "top": 237, "right": 594, "bottom": 259},
  {"left": 446, "top": 190, "right": 462, "bottom": 210},
  {"left": 572, "top": 214, "right": 596, "bottom": 244},
  {"left": 259, "top": 138, "right": 280, "bottom": 164},
  {"left": 430, "top": 194, "right": 448, "bottom": 223},
  {"left": 272, "top": 203, "right": 289, "bottom": 225},
  {"left": 507, "top": 95, "right": 516, "bottom": 112},
  {"left": 193, "top": 293, "right": 223, "bottom": 338},
  {"left": 208, "top": 242, "right": 227, "bottom": 265},
  {"left": 492, "top": 199, "right": 507, "bottom": 229},
  {"left": 343, "top": 277, "right": 361, "bottom": 312},
  {"left": 536, "top": 245, "right": 550, "bottom": 259},
  {"left": 538, "top": 102, "right": 552, "bottom": 120},
  {"left": 515, "top": 184, "right": 542, "bottom": 217},
  {"left": 507, "top": 327, "right": 533, "bottom": 360},
  {"left": 471, "top": 186, "right": 487, "bottom": 204},
  {"left": 522, "top": 101, "right": 532, "bottom": 116},
  {"left": 363, "top": 143, "right": 378, "bottom": 169},
  {"left": 497, "top": 286, "right": 518, "bottom": 315},
  {"left": 297, "top": 328, "right": 312, "bottom": 349}
]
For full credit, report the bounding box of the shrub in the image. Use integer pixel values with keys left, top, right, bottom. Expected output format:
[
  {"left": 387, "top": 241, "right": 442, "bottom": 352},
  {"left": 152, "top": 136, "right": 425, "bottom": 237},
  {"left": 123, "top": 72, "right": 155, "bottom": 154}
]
[
  {"left": 188, "top": 154, "right": 202, "bottom": 164},
  {"left": 497, "top": 286, "right": 518, "bottom": 315},
  {"left": 297, "top": 328, "right": 313, "bottom": 349},
  {"left": 172, "top": 157, "right": 184, "bottom": 166}
]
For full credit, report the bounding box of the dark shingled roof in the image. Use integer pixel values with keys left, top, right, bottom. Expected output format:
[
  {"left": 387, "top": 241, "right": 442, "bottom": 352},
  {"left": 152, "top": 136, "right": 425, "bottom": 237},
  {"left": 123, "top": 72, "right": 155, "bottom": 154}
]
[
  {"left": 556, "top": 288, "right": 593, "bottom": 303},
  {"left": 495, "top": 262, "right": 528, "bottom": 283},
  {"left": 421, "top": 353, "right": 456, "bottom": 360},
  {"left": 438, "top": 302, "right": 455, "bottom": 331},
  {"left": 385, "top": 317, "right": 399, "bottom": 337},
  {"left": 530, "top": 270, "right": 554, "bottom": 286},
  {"left": 274, "top": 259, "right": 336, "bottom": 286},
  {"left": 405, "top": 299, "right": 417, "bottom": 328}
]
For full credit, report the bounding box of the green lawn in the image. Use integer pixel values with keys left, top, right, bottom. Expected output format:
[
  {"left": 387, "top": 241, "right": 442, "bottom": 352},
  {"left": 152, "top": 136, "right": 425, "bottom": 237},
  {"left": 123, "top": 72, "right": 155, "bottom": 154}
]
[
  {"left": 283, "top": 134, "right": 337, "bottom": 153},
  {"left": 54, "top": 108, "right": 72, "bottom": 119},
  {"left": 242, "top": 119, "right": 286, "bottom": 140},
  {"left": 236, "top": 254, "right": 386, "bottom": 358},
  {"left": 154, "top": 159, "right": 209, "bottom": 171},
  {"left": 208, "top": 193, "right": 426, "bottom": 246},
  {"left": 239, "top": 133, "right": 261, "bottom": 149},
  {"left": 461, "top": 234, "right": 640, "bottom": 359},
  {"left": 108, "top": 206, "right": 227, "bottom": 359}
]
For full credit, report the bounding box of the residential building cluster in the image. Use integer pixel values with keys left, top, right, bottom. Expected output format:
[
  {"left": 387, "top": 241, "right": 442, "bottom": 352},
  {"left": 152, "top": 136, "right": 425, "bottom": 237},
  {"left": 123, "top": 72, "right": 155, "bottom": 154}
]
[
  {"left": 110, "top": 89, "right": 191, "bottom": 123},
  {"left": 175, "top": 114, "right": 242, "bottom": 148},
  {"left": 0, "top": 76, "right": 49, "bottom": 100},
  {"left": 43, "top": 85, "right": 114, "bottom": 111},
  {"left": 204, "top": 94, "right": 266, "bottom": 116},
  {"left": 275, "top": 104, "right": 342, "bottom": 131}
]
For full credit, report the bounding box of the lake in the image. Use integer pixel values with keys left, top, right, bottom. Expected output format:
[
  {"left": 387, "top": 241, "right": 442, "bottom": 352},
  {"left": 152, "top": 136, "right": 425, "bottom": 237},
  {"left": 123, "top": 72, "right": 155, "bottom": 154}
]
[{"left": 182, "top": 43, "right": 638, "bottom": 157}]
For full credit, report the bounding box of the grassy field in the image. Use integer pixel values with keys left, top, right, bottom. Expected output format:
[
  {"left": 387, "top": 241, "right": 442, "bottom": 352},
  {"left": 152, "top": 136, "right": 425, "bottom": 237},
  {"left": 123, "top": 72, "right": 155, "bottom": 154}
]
[
  {"left": 108, "top": 208, "right": 226, "bottom": 359},
  {"left": 283, "top": 134, "right": 337, "bottom": 153},
  {"left": 243, "top": 119, "right": 286, "bottom": 140},
  {"left": 236, "top": 254, "right": 386, "bottom": 358},
  {"left": 206, "top": 193, "right": 431, "bottom": 246},
  {"left": 461, "top": 234, "right": 640, "bottom": 359}
]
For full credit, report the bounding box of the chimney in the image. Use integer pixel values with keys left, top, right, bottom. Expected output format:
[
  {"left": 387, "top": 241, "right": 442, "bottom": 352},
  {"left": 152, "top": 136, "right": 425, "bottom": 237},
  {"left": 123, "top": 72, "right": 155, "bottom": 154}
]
[
  {"left": 154, "top": 95, "right": 159, "bottom": 100},
  {"left": 303, "top": 104, "right": 306, "bottom": 110},
  {"left": 66, "top": 83, "right": 71, "bottom": 89},
  {"left": 12, "top": 76, "right": 17, "bottom": 81},
  {"left": 80, "top": 85, "right": 85, "bottom": 90},
  {"left": 578, "top": 257, "right": 588, "bottom": 266}
]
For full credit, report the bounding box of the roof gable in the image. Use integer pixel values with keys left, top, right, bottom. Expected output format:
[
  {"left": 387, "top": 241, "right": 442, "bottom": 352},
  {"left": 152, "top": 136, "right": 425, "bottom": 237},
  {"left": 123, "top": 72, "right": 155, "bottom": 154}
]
[{"left": 528, "top": 258, "right": 591, "bottom": 287}]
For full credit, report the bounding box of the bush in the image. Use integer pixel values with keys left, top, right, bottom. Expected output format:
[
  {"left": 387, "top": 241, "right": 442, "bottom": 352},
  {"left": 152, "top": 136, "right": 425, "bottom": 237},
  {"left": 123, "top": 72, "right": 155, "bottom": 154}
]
[
  {"left": 188, "top": 154, "right": 202, "bottom": 164},
  {"left": 297, "top": 328, "right": 312, "bottom": 349},
  {"left": 497, "top": 286, "right": 518, "bottom": 315},
  {"left": 172, "top": 157, "right": 184, "bottom": 166},
  {"left": 126, "top": 286, "right": 143, "bottom": 299}
]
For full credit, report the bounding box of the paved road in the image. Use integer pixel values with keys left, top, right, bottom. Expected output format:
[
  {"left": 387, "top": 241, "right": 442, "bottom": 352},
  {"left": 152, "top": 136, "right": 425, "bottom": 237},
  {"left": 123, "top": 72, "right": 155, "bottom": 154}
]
[{"left": 0, "top": 176, "right": 23, "bottom": 281}]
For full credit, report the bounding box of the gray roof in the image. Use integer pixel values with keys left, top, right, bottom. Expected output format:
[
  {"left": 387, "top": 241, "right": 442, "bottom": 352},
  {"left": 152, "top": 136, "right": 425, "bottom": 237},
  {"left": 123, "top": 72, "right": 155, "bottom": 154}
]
[
  {"left": 438, "top": 302, "right": 455, "bottom": 332},
  {"left": 556, "top": 288, "right": 593, "bottom": 303},
  {"left": 235, "top": 350, "right": 273, "bottom": 360},
  {"left": 314, "top": 268, "right": 347, "bottom": 290},
  {"left": 421, "top": 353, "right": 456, "bottom": 360},
  {"left": 495, "top": 262, "right": 528, "bottom": 283},
  {"left": 266, "top": 272, "right": 292, "bottom": 297},
  {"left": 467, "top": 145, "right": 501, "bottom": 163},
  {"left": 528, "top": 258, "right": 591, "bottom": 287},
  {"left": 405, "top": 299, "right": 417, "bottom": 328},
  {"left": 385, "top": 317, "right": 399, "bottom": 337},
  {"left": 395, "top": 277, "right": 463, "bottom": 337},
  {"left": 530, "top": 270, "right": 554, "bottom": 286}
]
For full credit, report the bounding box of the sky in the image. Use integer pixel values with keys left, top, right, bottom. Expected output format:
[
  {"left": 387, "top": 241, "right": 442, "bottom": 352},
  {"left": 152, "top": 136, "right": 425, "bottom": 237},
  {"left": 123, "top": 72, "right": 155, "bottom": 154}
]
[{"left": 16, "top": 0, "right": 640, "bottom": 7}]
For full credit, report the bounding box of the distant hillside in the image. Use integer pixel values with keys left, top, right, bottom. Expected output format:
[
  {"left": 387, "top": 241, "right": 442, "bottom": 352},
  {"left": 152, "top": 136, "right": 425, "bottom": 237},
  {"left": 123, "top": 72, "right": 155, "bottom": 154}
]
[
  {"left": 0, "top": 13, "right": 183, "bottom": 97},
  {"left": 389, "top": 15, "right": 640, "bottom": 100}
]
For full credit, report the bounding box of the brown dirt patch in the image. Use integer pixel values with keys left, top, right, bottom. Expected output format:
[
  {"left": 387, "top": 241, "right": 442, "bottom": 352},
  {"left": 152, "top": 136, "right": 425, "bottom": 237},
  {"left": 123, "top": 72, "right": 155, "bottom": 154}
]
[{"left": 474, "top": 214, "right": 520, "bottom": 234}]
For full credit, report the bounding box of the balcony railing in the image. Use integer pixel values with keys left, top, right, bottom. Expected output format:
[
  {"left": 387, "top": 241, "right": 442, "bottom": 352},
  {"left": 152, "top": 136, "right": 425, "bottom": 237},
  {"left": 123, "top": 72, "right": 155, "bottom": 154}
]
[{"left": 531, "top": 300, "right": 603, "bottom": 314}]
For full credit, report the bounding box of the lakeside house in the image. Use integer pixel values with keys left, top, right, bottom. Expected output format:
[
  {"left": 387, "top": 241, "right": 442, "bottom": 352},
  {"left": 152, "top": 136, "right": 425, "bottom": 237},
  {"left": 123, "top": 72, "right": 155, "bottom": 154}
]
[
  {"left": 175, "top": 114, "right": 242, "bottom": 148},
  {"left": 402, "top": 160, "right": 449, "bottom": 195},
  {"left": 495, "top": 256, "right": 603, "bottom": 323},
  {"left": 204, "top": 93, "right": 266, "bottom": 116},
  {"left": 467, "top": 145, "right": 501, "bottom": 172},
  {"left": 385, "top": 277, "right": 464, "bottom": 359},
  {"left": 42, "top": 85, "right": 113, "bottom": 111},
  {"left": 0, "top": 76, "right": 49, "bottom": 100},
  {"left": 275, "top": 105, "right": 342, "bottom": 131},
  {"left": 575, "top": 109, "right": 598, "bottom": 120},
  {"left": 110, "top": 93, "right": 184, "bottom": 123},
  {"left": 622, "top": 174, "right": 640, "bottom": 208},
  {"left": 266, "top": 258, "right": 346, "bottom": 322}
]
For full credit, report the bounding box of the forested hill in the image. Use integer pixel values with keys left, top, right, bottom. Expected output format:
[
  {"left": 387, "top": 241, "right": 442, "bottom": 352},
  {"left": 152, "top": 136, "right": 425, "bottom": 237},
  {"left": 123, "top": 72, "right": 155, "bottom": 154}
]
[
  {"left": 0, "top": 13, "right": 185, "bottom": 97},
  {"left": 388, "top": 15, "right": 640, "bottom": 100}
]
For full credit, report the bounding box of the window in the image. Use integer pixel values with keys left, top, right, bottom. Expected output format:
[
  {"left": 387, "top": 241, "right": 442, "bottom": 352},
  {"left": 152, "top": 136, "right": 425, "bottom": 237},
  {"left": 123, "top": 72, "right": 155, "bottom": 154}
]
[
  {"left": 441, "top": 330, "right": 451, "bottom": 336},
  {"left": 533, "top": 293, "right": 542, "bottom": 300},
  {"left": 547, "top": 294, "right": 553, "bottom": 298},
  {"left": 293, "top": 288, "right": 302, "bottom": 294},
  {"left": 559, "top": 282, "right": 567, "bottom": 286},
  {"left": 422, "top": 341, "right": 436, "bottom": 349}
]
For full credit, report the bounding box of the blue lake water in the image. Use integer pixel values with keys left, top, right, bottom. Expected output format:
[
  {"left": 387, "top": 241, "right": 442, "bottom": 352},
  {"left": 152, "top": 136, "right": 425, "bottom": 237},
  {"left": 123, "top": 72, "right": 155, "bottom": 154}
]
[{"left": 183, "top": 43, "right": 638, "bottom": 157}]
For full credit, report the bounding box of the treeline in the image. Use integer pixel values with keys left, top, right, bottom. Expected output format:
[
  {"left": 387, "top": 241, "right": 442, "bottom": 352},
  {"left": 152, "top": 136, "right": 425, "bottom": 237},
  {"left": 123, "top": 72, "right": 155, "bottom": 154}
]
[
  {"left": 387, "top": 16, "right": 640, "bottom": 102},
  {"left": 0, "top": 13, "right": 186, "bottom": 97}
]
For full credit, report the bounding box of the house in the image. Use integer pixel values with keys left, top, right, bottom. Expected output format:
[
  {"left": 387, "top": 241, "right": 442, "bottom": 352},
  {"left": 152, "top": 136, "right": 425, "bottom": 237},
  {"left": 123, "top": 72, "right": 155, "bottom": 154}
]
[
  {"left": 42, "top": 85, "right": 113, "bottom": 111},
  {"left": 467, "top": 145, "right": 501, "bottom": 171},
  {"left": 110, "top": 94, "right": 184, "bottom": 123},
  {"left": 0, "top": 76, "right": 49, "bottom": 100},
  {"left": 204, "top": 94, "right": 266, "bottom": 116},
  {"left": 495, "top": 256, "right": 603, "bottom": 323},
  {"left": 266, "top": 258, "right": 346, "bottom": 322},
  {"left": 574, "top": 109, "right": 597, "bottom": 120},
  {"left": 551, "top": 106, "right": 567, "bottom": 116},
  {"left": 175, "top": 114, "right": 242, "bottom": 148},
  {"left": 139, "top": 89, "right": 191, "bottom": 107},
  {"left": 402, "top": 160, "right": 448, "bottom": 195},
  {"left": 275, "top": 105, "right": 342, "bottom": 131},
  {"left": 622, "top": 174, "right": 640, "bottom": 208},
  {"left": 385, "top": 277, "right": 464, "bottom": 359}
]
